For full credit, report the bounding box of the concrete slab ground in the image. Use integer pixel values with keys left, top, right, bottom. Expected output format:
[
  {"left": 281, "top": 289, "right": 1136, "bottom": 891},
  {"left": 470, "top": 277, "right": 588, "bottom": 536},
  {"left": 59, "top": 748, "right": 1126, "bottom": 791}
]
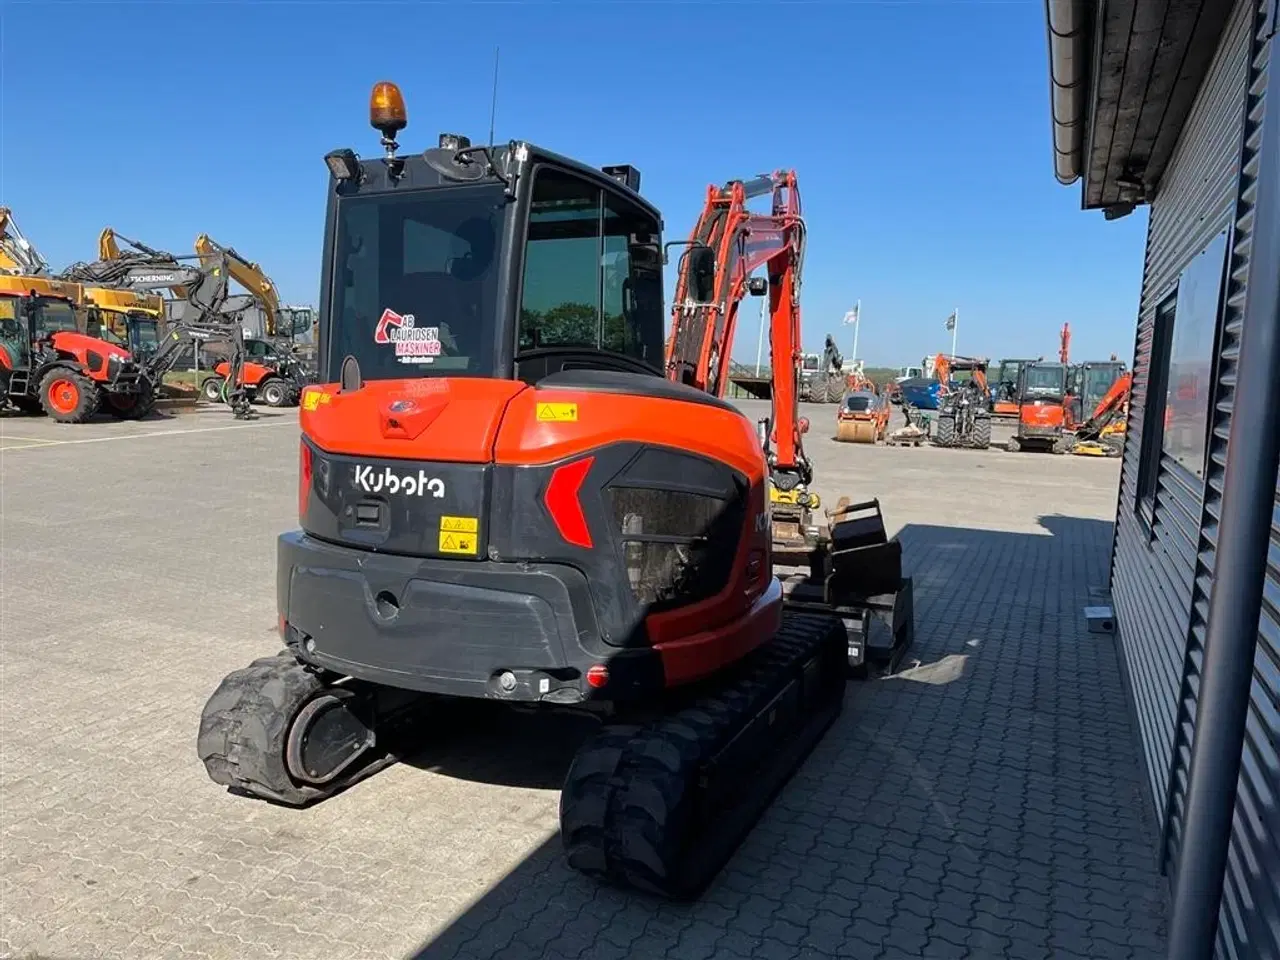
[{"left": 0, "top": 399, "right": 1163, "bottom": 960}]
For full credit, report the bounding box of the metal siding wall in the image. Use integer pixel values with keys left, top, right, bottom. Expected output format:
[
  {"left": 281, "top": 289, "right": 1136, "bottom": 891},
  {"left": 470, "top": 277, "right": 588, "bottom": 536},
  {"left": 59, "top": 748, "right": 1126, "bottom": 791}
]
[
  {"left": 1215, "top": 3, "right": 1276, "bottom": 955},
  {"left": 1112, "top": 0, "right": 1255, "bottom": 835}
]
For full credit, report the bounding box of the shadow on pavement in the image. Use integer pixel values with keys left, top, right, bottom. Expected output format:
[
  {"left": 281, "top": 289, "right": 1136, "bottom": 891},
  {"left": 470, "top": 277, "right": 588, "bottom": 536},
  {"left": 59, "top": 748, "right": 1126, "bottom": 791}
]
[{"left": 408, "top": 516, "right": 1168, "bottom": 960}]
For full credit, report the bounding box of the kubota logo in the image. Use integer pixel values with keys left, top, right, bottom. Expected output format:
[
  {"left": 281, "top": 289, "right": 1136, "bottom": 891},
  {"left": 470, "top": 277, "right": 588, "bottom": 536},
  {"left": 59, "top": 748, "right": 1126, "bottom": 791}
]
[{"left": 354, "top": 465, "right": 446, "bottom": 498}]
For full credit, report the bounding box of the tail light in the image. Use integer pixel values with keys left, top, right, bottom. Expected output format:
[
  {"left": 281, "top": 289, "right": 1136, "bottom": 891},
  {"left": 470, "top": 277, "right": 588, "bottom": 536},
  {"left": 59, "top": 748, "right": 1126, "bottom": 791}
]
[
  {"left": 608, "top": 485, "right": 745, "bottom": 611},
  {"left": 299, "top": 440, "right": 314, "bottom": 521},
  {"left": 545, "top": 456, "right": 594, "bottom": 548}
]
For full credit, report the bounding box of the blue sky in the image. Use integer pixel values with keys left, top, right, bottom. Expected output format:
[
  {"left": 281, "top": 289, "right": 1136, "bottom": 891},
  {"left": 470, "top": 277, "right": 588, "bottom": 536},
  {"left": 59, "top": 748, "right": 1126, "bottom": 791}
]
[{"left": 1, "top": 0, "right": 1148, "bottom": 366}]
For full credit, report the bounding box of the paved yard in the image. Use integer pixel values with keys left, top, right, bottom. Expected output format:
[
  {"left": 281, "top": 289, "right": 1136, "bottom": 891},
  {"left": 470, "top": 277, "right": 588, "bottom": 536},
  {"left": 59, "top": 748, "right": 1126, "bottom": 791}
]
[{"left": 0, "top": 400, "right": 1165, "bottom": 960}]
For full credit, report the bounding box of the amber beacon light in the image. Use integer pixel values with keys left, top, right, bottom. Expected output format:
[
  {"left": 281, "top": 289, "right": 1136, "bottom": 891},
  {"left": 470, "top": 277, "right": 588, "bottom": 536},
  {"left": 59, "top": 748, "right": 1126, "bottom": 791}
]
[{"left": 369, "top": 81, "right": 407, "bottom": 139}]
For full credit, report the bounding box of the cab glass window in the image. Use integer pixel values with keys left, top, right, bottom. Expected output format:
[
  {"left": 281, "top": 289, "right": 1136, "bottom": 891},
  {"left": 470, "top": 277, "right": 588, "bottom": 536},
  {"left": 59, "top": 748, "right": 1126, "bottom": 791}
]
[
  {"left": 519, "top": 168, "right": 663, "bottom": 370},
  {"left": 328, "top": 183, "right": 506, "bottom": 380}
]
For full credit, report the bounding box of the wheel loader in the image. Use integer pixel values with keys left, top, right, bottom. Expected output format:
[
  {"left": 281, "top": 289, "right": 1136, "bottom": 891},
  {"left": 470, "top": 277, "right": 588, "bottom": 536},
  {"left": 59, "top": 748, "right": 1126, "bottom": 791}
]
[{"left": 196, "top": 82, "right": 913, "bottom": 901}]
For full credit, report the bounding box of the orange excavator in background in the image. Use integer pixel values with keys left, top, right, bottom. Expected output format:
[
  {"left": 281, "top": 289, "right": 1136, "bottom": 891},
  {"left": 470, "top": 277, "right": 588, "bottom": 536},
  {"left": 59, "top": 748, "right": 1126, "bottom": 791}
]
[
  {"left": 197, "top": 81, "right": 914, "bottom": 903},
  {"left": 1071, "top": 369, "right": 1132, "bottom": 456}
]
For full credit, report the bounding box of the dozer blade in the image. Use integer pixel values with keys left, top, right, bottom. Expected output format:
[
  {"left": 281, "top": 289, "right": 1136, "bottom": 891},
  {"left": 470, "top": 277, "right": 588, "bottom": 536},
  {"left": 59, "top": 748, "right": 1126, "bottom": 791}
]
[
  {"left": 1072, "top": 439, "right": 1123, "bottom": 458},
  {"left": 560, "top": 612, "right": 847, "bottom": 900},
  {"left": 778, "top": 497, "right": 915, "bottom": 676}
]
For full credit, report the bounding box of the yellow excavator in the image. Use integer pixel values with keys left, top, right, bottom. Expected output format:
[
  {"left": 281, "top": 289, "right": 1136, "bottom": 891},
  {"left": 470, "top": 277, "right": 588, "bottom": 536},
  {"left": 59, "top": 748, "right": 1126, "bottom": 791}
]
[
  {"left": 0, "top": 207, "right": 50, "bottom": 277},
  {"left": 193, "top": 234, "right": 283, "bottom": 337},
  {"left": 84, "top": 228, "right": 312, "bottom": 406}
]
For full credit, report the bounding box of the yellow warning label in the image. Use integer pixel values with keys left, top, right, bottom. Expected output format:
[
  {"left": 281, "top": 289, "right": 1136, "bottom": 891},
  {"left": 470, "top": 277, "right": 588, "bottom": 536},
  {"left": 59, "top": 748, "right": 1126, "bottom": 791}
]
[
  {"left": 440, "top": 515, "right": 478, "bottom": 534},
  {"left": 301, "top": 390, "right": 332, "bottom": 412},
  {"left": 438, "top": 530, "right": 478, "bottom": 555},
  {"left": 536, "top": 402, "right": 578, "bottom": 422}
]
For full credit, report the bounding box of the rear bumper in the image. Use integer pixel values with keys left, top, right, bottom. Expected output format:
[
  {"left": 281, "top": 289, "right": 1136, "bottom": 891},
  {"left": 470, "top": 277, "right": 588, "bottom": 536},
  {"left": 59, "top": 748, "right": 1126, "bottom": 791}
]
[{"left": 277, "top": 530, "right": 664, "bottom": 703}]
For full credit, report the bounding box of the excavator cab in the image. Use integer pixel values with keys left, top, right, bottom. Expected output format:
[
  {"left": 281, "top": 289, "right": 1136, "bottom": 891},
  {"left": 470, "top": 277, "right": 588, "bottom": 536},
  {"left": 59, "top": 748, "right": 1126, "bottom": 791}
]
[
  {"left": 1069, "top": 360, "right": 1127, "bottom": 426},
  {"left": 1007, "top": 360, "right": 1069, "bottom": 453},
  {"left": 319, "top": 145, "right": 666, "bottom": 386},
  {"left": 991, "top": 358, "right": 1033, "bottom": 416}
]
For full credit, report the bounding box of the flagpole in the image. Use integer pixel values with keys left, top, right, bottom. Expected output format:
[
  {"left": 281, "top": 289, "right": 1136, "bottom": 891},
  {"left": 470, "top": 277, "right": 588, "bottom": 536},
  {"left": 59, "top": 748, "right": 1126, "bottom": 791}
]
[
  {"left": 951, "top": 306, "right": 959, "bottom": 356},
  {"left": 851, "top": 299, "right": 861, "bottom": 364}
]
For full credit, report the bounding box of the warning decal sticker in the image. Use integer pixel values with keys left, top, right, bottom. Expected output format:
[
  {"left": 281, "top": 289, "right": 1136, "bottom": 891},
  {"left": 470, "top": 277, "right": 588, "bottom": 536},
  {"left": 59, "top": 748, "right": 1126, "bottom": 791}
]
[
  {"left": 301, "top": 389, "right": 333, "bottom": 411},
  {"left": 438, "top": 515, "right": 479, "bottom": 555},
  {"left": 440, "top": 515, "right": 479, "bottom": 534},
  {"left": 536, "top": 402, "right": 578, "bottom": 422},
  {"left": 374, "top": 308, "right": 442, "bottom": 365},
  {"left": 438, "top": 529, "right": 478, "bottom": 555}
]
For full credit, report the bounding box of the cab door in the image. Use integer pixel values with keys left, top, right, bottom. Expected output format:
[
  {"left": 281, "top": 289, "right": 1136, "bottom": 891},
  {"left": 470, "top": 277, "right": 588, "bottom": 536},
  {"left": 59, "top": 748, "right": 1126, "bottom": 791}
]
[{"left": 0, "top": 297, "right": 32, "bottom": 371}]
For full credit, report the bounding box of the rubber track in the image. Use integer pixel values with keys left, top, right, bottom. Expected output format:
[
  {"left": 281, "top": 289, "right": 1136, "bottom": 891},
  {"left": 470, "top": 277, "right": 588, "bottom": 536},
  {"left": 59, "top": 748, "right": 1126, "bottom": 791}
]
[
  {"left": 197, "top": 653, "right": 426, "bottom": 807},
  {"left": 197, "top": 652, "right": 331, "bottom": 806},
  {"left": 560, "top": 612, "right": 846, "bottom": 900}
]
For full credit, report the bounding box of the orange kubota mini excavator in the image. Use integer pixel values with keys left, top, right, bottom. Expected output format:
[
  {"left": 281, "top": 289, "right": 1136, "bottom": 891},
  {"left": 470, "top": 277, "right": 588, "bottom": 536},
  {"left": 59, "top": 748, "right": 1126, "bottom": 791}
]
[
  {"left": 197, "top": 82, "right": 913, "bottom": 900},
  {"left": 1071, "top": 369, "right": 1132, "bottom": 457}
]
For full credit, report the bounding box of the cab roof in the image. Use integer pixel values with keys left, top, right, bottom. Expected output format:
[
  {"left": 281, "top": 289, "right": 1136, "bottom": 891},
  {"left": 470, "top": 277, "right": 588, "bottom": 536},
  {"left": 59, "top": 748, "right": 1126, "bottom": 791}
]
[{"left": 336, "top": 140, "right": 662, "bottom": 227}]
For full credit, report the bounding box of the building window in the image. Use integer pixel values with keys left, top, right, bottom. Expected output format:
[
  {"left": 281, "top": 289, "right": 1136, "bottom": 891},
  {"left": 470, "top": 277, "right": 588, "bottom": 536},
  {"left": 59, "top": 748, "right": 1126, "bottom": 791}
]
[
  {"left": 1135, "top": 230, "right": 1229, "bottom": 523},
  {"left": 518, "top": 167, "right": 664, "bottom": 369},
  {"left": 1137, "top": 294, "right": 1176, "bottom": 522},
  {"left": 1164, "top": 230, "right": 1228, "bottom": 480}
]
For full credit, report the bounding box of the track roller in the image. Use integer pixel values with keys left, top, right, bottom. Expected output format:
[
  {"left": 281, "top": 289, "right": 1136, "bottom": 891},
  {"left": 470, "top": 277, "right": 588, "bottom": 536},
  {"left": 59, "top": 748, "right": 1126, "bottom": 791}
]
[
  {"left": 196, "top": 652, "right": 420, "bottom": 806},
  {"left": 560, "top": 612, "right": 847, "bottom": 900}
]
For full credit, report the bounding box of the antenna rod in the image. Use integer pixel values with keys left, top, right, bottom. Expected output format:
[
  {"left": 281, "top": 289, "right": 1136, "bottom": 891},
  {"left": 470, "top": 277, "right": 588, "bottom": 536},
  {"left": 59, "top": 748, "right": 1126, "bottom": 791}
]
[{"left": 488, "top": 47, "right": 500, "bottom": 146}]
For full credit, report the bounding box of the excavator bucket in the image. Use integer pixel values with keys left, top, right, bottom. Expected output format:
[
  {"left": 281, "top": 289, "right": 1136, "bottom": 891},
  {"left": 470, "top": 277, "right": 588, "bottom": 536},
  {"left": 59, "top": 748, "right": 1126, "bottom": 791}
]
[{"left": 777, "top": 498, "right": 914, "bottom": 676}]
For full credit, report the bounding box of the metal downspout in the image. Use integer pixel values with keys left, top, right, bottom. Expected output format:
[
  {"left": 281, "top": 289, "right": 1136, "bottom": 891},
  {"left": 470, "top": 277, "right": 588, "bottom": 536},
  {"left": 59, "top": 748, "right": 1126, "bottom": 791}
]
[
  {"left": 1166, "top": 27, "right": 1280, "bottom": 960},
  {"left": 1046, "top": 0, "right": 1090, "bottom": 184}
]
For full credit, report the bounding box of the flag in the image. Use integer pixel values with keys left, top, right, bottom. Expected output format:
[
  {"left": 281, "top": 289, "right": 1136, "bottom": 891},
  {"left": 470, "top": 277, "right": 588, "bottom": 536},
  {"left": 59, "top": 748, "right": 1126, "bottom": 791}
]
[
  {"left": 843, "top": 303, "right": 860, "bottom": 325},
  {"left": 944, "top": 309, "right": 957, "bottom": 332}
]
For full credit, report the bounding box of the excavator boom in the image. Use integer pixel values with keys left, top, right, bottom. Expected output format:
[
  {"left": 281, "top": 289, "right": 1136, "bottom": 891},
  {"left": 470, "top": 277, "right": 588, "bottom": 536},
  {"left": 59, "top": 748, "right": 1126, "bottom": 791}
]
[
  {"left": 932, "top": 353, "right": 990, "bottom": 394},
  {"left": 194, "top": 235, "right": 282, "bottom": 337},
  {"left": 665, "top": 171, "right": 807, "bottom": 478},
  {"left": 1076, "top": 371, "right": 1133, "bottom": 440},
  {"left": 0, "top": 207, "right": 51, "bottom": 277}
]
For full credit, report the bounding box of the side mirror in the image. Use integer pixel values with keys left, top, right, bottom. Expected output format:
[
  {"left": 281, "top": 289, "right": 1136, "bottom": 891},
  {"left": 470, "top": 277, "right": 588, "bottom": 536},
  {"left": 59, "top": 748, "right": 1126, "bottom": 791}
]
[{"left": 686, "top": 245, "right": 716, "bottom": 302}]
